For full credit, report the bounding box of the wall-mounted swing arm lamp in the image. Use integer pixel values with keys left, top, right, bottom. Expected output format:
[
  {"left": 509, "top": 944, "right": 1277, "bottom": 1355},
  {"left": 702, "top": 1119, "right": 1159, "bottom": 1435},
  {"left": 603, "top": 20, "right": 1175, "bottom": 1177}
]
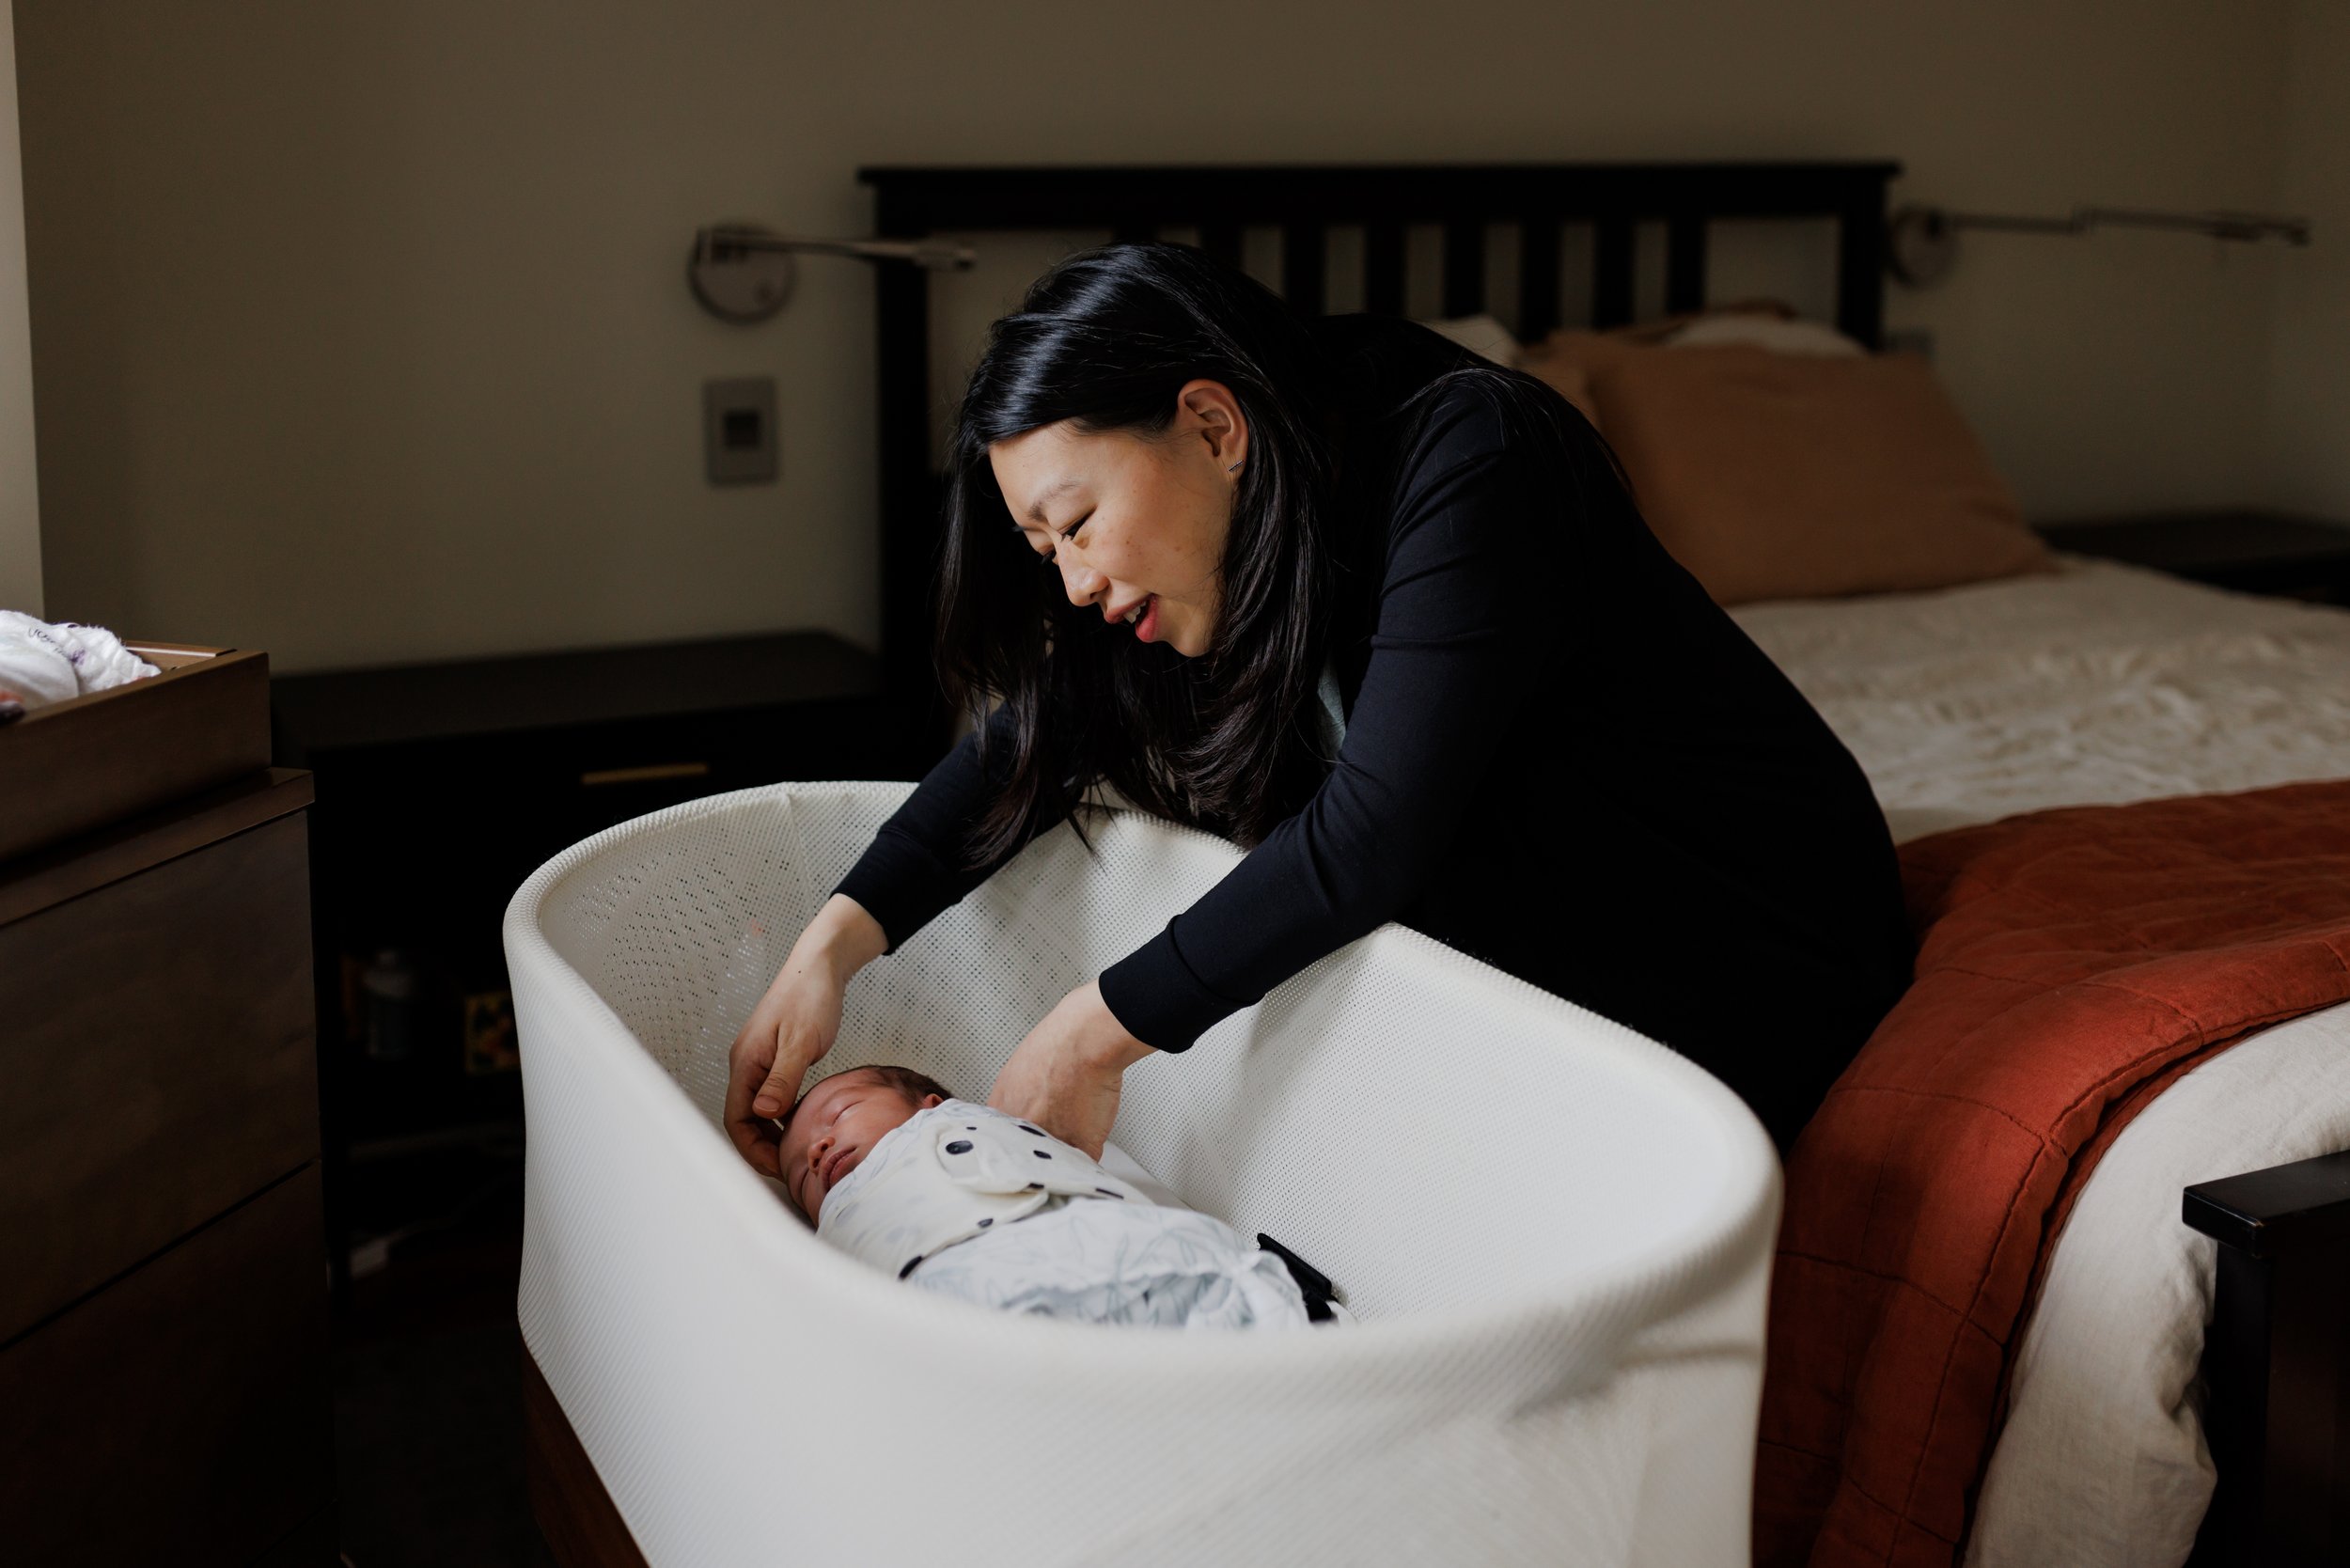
[
  {"left": 1888, "top": 202, "right": 2312, "bottom": 286},
  {"left": 689, "top": 224, "right": 977, "bottom": 322}
]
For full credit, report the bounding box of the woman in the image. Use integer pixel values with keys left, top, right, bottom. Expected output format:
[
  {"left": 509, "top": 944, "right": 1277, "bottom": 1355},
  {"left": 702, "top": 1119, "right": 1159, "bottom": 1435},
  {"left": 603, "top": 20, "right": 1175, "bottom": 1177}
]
[{"left": 726, "top": 243, "right": 1910, "bottom": 1175}]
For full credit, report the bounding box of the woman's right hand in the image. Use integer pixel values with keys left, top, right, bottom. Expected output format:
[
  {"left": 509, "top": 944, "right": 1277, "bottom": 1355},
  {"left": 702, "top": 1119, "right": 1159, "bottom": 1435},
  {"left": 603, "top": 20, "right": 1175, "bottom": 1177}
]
[{"left": 724, "top": 895, "right": 886, "bottom": 1179}]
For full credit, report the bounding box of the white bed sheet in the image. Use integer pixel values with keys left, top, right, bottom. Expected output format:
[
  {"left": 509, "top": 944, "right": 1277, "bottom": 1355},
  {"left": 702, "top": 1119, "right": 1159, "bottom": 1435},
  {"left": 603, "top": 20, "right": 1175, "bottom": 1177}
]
[{"left": 1731, "top": 558, "right": 2350, "bottom": 1568}]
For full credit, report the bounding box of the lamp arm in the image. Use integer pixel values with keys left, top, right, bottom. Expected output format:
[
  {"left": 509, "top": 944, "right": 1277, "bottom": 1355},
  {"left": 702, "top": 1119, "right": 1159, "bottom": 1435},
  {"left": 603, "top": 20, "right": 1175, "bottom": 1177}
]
[
  {"left": 695, "top": 227, "right": 977, "bottom": 271},
  {"left": 1888, "top": 200, "right": 2313, "bottom": 288},
  {"left": 1933, "top": 205, "right": 2311, "bottom": 245},
  {"left": 689, "top": 223, "right": 977, "bottom": 323},
  {"left": 2075, "top": 207, "right": 2311, "bottom": 245}
]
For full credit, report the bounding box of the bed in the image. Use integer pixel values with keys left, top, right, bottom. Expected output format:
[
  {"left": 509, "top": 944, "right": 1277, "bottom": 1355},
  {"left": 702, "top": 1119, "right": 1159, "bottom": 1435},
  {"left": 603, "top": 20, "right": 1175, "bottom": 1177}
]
[
  {"left": 1734, "top": 558, "right": 2350, "bottom": 1567},
  {"left": 515, "top": 160, "right": 2350, "bottom": 1568}
]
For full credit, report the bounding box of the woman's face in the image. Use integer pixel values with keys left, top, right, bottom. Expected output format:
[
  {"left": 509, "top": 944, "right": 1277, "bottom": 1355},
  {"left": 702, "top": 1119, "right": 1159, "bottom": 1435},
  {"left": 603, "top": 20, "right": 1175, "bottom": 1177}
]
[{"left": 989, "top": 379, "right": 1248, "bottom": 659}]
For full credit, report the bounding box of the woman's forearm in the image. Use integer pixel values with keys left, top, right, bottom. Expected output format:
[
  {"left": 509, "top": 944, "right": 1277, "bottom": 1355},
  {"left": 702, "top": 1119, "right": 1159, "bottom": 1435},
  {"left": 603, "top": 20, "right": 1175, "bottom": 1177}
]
[
  {"left": 833, "top": 706, "right": 1080, "bottom": 956},
  {"left": 797, "top": 893, "right": 888, "bottom": 985}
]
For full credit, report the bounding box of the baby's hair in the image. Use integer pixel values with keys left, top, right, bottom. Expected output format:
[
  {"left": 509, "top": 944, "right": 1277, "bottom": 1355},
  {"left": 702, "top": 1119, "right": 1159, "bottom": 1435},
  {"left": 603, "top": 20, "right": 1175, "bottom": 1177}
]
[
  {"left": 776, "top": 1062, "right": 955, "bottom": 1136},
  {"left": 856, "top": 1062, "right": 955, "bottom": 1106}
]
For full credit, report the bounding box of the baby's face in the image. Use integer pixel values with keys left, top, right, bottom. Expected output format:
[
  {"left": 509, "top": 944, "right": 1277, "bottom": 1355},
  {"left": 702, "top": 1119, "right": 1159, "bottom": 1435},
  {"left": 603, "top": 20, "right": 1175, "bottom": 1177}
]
[{"left": 777, "top": 1071, "right": 941, "bottom": 1223}]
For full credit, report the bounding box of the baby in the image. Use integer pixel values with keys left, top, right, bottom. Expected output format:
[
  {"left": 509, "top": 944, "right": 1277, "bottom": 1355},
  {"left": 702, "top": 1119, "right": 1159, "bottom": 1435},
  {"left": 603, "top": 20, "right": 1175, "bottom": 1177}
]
[{"left": 776, "top": 1063, "right": 1316, "bottom": 1329}]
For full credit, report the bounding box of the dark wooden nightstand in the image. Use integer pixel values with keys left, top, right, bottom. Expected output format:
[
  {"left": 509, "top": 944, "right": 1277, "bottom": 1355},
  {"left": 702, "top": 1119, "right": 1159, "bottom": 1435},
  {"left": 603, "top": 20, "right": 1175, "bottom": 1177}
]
[
  {"left": 270, "top": 630, "right": 937, "bottom": 1301},
  {"left": 2036, "top": 510, "right": 2350, "bottom": 605}
]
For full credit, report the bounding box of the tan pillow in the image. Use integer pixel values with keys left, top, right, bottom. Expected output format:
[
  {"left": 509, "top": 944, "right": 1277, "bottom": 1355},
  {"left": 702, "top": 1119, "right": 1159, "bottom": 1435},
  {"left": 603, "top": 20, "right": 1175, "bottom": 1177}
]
[
  {"left": 1518, "top": 304, "right": 1803, "bottom": 431},
  {"left": 1520, "top": 332, "right": 2049, "bottom": 605}
]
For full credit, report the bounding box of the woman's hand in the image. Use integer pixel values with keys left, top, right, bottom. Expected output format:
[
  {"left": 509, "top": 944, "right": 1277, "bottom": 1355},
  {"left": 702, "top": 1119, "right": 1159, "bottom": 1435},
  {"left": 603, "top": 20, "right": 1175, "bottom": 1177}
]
[
  {"left": 725, "top": 895, "right": 887, "bottom": 1179},
  {"left": 987, "top": 980, "right": 1155, "bottom": 1158}
]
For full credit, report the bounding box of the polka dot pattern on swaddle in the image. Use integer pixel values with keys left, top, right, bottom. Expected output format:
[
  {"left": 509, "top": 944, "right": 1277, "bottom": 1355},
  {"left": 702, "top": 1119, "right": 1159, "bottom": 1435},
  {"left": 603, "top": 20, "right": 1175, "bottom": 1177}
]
[{"left": 817, "top": 1101, "right": 1149, "bottom": 1282}]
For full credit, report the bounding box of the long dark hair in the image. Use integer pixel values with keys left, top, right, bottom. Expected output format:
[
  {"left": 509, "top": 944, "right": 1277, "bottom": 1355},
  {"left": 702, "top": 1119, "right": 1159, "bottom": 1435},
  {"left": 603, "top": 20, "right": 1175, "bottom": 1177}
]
[
  {"left": 935, "top": 241, "right": 1600, "bottom": 868},
  {"left": 936, "top": 242, "right": 1336, "bottom": 863}
]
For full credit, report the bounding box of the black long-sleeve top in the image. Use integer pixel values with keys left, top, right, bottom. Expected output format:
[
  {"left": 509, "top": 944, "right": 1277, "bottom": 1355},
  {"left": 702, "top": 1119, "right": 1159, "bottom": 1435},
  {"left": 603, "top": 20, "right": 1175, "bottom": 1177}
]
[{"left": 837, "top": 316, "right": 1912, "bottom": 1146}]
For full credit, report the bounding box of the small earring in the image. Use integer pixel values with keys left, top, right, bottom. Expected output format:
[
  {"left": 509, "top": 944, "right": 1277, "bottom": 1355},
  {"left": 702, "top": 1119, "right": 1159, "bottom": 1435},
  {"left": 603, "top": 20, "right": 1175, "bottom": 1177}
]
[{"left": 1227, "top": 460, "right": 1244, "bottom": 473}]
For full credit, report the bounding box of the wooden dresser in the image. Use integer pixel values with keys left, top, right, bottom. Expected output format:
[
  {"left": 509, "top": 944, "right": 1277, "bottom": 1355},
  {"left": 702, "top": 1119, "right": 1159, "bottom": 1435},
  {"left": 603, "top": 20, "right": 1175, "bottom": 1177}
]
[{"left": 0, "top": 648, "right": 333, "bottom": 1566}]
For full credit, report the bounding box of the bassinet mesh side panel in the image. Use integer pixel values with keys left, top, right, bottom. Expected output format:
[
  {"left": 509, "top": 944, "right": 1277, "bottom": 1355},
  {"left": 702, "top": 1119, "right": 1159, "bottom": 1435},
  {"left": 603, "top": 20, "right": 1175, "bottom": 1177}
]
[
  {"left": 510, "top": 784, "right": 1780, "bottom": 1566},
  {"left": 534, "top": 785, "right": 841, "bottom": 1085}
]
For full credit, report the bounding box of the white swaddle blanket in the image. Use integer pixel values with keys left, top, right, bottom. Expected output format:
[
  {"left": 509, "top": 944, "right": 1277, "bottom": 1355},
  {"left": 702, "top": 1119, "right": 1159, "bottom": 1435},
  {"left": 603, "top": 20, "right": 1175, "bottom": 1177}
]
[
  {"left": 0, "top": 612, "right": 158, "bottom": 709},
  {"left": 817, "top": 1100, "right": 1310, "bottom": 1329}
]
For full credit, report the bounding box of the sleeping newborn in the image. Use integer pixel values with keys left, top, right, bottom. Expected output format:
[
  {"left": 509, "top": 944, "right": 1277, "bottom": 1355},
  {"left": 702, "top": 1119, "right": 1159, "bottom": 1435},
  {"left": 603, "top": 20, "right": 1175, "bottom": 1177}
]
[{"left": 776, "top": 1064, "right": 1312, "bottom": 1329}]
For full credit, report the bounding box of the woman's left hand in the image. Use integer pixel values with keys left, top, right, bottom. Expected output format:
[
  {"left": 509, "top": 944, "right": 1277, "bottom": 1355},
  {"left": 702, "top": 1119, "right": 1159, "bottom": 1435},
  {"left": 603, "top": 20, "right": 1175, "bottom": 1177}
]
[{"left": 988, "top": 980, "right": 1155, "bottom": 1158}]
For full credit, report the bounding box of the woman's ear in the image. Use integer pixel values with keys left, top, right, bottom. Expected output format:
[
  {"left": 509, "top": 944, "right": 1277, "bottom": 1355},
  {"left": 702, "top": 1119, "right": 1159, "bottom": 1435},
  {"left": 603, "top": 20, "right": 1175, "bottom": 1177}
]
[{"left": 1175, "top": 379, "right": 1248, "bottom": 471}]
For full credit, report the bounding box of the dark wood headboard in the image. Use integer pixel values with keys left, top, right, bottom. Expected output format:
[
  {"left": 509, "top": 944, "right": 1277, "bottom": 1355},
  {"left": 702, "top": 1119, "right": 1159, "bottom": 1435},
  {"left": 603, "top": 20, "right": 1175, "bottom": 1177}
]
[{"left": 854, "top": 160, "right": 1902, "bottom": 707}]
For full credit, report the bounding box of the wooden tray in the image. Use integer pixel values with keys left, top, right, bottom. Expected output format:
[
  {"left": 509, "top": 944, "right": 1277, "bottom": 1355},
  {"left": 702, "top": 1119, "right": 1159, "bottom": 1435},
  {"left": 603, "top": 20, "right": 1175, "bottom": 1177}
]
[{"left": 0, "top": 641, "right": 272, "bottom": 863}]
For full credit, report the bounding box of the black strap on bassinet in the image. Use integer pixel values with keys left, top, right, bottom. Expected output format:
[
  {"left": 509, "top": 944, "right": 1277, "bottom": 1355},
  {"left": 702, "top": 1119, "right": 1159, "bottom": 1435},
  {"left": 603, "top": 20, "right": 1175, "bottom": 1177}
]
[{"left": 1257, "top": 1232, "right": 1340, "bottom": 1325}]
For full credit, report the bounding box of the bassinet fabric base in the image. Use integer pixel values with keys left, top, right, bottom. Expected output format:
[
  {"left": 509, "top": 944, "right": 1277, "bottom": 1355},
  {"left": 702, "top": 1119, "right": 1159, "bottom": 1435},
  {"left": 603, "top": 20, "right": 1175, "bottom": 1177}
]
[{"left": 506, "top": 783, "right": 1779, "bottom": 1567}]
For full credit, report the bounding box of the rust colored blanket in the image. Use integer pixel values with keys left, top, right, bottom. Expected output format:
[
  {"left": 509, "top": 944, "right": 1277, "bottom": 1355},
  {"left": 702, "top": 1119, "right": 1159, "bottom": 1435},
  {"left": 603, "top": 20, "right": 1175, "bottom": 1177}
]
[{"left": 1756, "top": 779, "right": 2350, "bottom": 1568}]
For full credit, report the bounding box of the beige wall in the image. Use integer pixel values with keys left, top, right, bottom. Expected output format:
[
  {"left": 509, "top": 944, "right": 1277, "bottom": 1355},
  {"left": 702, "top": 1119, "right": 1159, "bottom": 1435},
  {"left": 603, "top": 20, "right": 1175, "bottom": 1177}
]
[
  {"left": 2262, "top": 0, "right": 2350, "bottom": 519},
  {"left": 13, "top": 1, "right": 2302, "bottom": 671},
  {"left": 0, "top": 0, "right": 39, "bottom": 615}
]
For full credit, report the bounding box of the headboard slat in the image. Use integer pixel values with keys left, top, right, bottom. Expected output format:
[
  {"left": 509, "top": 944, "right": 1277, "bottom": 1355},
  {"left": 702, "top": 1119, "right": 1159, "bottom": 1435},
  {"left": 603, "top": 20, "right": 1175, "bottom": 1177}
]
[
  {"left": 1593, "top": 215, "right": 1636, "bottom": 328},
  {"left": 1518, "top": 221, "right": 1562, "bottom": 342},
  {"left": 1836, "top": 194, "right": 1889, "bottom": 350},
  {"left": 1199, "top": 222, "right": 1244, "bottom": 271},
  {"left": 1666, "top": 215, "right": 1708, "bottom": 314},
  {"left": 870, "top": 259, "right": 937, "bottom": 706},
  {"left": 1364, "top": 221, "right": 1407, "bottom": 316},
  {"left": 1282, "top": 223, "right": 1327, "bottom": 317},
  {"left": 1442, "top": 222, "right": 1486, "bottom": 318}
]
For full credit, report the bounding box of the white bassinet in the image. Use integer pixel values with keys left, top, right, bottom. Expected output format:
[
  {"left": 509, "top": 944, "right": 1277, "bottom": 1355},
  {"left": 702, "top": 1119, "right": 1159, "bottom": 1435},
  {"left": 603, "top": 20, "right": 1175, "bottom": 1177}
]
[{"left": 506, "top": 782, "right": 1780, "bottom": 1567}]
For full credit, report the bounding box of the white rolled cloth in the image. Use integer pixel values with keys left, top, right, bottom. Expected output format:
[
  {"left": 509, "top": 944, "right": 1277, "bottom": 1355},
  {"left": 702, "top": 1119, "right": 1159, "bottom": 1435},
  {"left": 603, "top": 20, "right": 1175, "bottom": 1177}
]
[
  {"left": 0, "top": 619, "right": 78, "bottom": 707},
  {"left": 0, "top": 612, "right": 160, "bottom": 708}
]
